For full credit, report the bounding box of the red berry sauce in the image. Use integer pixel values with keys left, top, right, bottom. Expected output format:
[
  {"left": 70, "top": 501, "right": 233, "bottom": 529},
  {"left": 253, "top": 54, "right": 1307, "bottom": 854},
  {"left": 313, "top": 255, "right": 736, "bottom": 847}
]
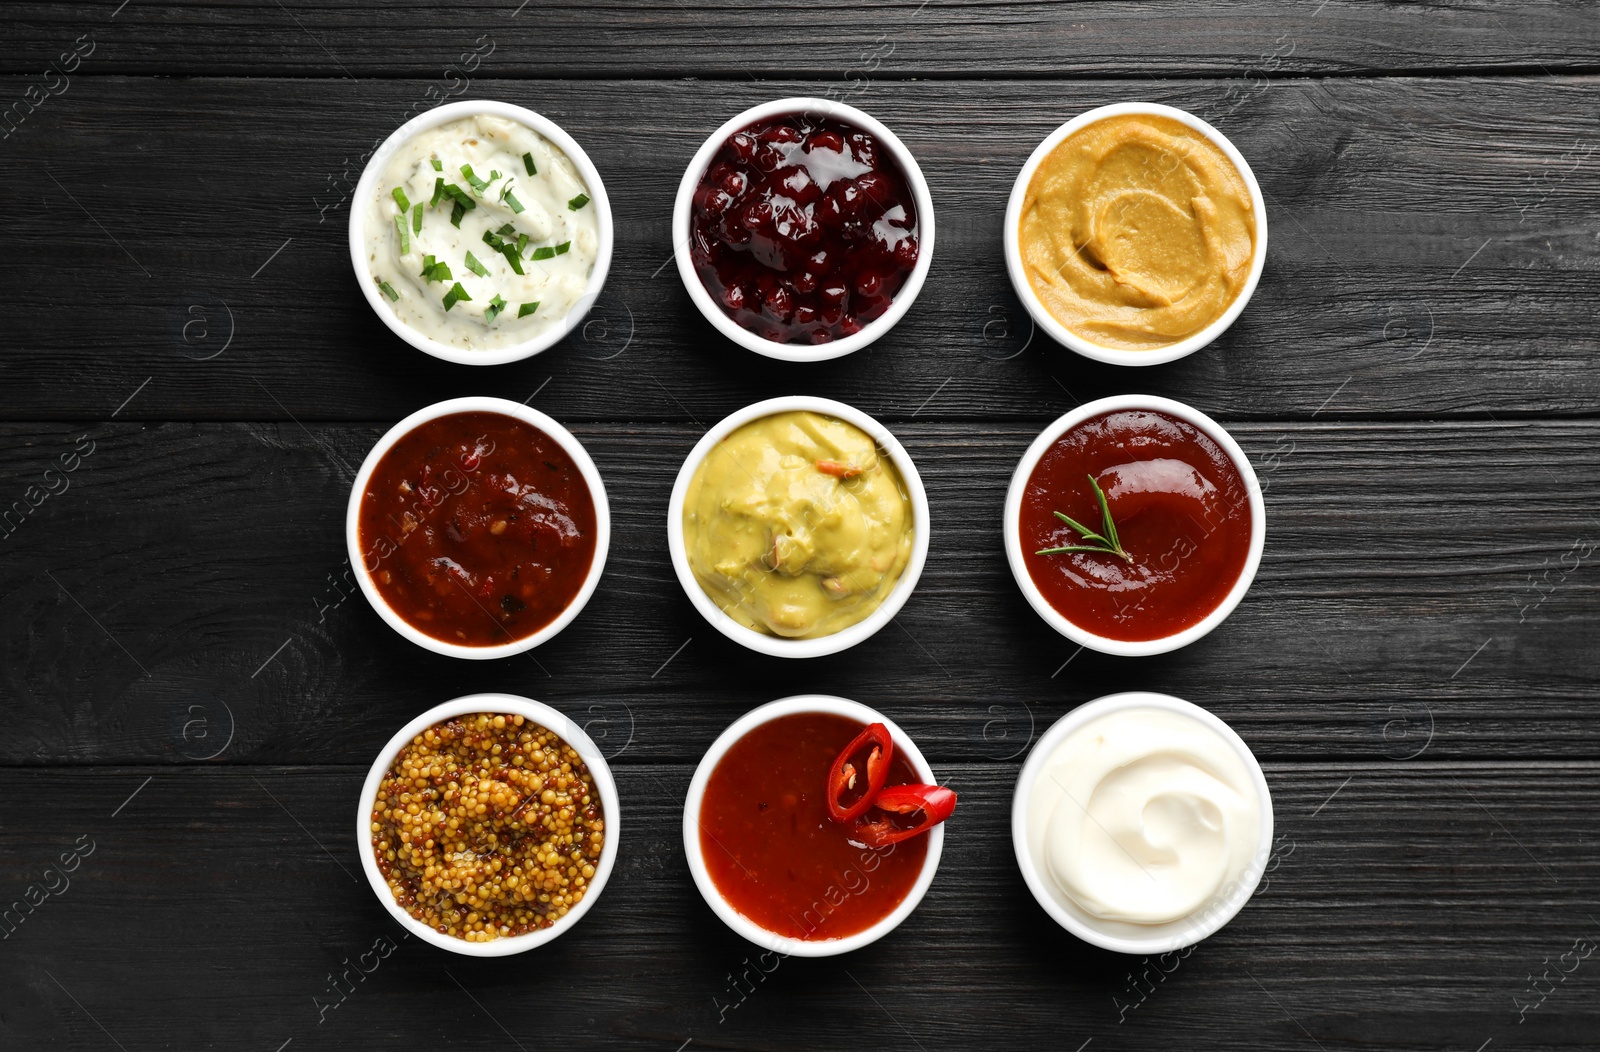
[{"left": 689, "top": 113, "right": 921, "bottom": 345}]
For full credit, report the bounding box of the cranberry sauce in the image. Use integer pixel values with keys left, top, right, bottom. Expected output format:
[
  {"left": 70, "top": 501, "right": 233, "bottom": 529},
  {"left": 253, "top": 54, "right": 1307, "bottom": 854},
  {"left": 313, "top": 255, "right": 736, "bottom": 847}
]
[{"left": 689, "top": 113, "right": 920, "bottom": 345}]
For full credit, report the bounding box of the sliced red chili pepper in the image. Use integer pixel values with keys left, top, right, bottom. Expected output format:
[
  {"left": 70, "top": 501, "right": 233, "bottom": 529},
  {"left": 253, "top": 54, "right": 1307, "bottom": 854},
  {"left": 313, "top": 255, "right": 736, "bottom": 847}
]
[
  {"left": 816, "top": 459, "right": 863, "bottom": 479},
  {"left": 825, "top": 722, "right": 894, "bottom": 823},
  {"left": 853, "top": 783, "right": 957, "bottom": 847}
]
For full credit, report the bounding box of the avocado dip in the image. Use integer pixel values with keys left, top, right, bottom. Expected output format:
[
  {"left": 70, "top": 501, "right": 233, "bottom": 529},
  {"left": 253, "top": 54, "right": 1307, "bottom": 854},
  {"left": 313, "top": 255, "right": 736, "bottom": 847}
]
[{"left": 682, "top": 411, "right": 913, "bottom": 639}]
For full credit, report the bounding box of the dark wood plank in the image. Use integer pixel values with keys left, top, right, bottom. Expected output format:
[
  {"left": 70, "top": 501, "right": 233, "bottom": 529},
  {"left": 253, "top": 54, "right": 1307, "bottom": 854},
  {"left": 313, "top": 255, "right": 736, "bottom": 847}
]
[
  {"left": 5, "top": 1, "right": 1597, "bottom": 78},
  {"left": 2, "top": 419, "right": 1594, "bottom": 765},
  {"left": 1, "top": 75, "right": 1597, "bottom": 422},
  {"left": 1, "top": 763, "right": 1595, "bottom": 1050}
]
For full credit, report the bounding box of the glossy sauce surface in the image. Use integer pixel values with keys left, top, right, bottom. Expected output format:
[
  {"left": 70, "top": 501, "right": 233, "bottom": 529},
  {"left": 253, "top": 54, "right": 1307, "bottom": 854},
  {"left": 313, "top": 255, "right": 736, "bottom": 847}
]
[
  {"left": 689, "top": 114, "right": 920, "bottom": 344},
  {"left": 357, "top": 411, "right": 597, "bottom": 646},
  {"left": 699, "top": 713, "right": 927, "bottom": 940},
  {"left": 1020, "top": 409, "right": 1251, "bottom": 641}
]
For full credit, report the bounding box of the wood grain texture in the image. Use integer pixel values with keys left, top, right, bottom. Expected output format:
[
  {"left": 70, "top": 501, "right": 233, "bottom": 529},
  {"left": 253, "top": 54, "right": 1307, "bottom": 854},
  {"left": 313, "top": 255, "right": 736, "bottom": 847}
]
[
  {"left": 4, "top": 0, "right": 1598, "bottom": 78},
  {"left": 1, "top": 420, "right": 1594, "bottom": 766},
  {"left": 1, "top": 75, "right": 1597, "bottom": 421},
  {"left": 1, "top": 763, "right": 1595, "bottom": 1050}
]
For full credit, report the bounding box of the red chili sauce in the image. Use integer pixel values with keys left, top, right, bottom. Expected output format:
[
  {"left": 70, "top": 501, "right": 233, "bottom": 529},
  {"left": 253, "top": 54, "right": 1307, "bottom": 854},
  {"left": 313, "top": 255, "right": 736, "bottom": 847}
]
[
  {"left": 1020, "top": 409, "right": 1252, "bottom": 642},
  {"left": 699, "top": 713, "right": 927, "bottom": 941},
  {"left": 357, "top": 411, "right": 597, "bottom": 647}
]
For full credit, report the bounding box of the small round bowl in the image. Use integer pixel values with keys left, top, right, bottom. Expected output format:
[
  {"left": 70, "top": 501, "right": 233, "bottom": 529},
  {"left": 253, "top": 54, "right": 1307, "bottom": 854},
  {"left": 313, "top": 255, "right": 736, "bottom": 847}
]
[
  {"left": 347, "top": 395, "right": 610, "bottom": 659},
  {"left": 1003, "top": 102, "right": 1268, "bottom": 367},
  {"left": 666, "top": 395, "right": 930, "bottom": 659},
  {"left": 357, "top": 693, "right": 622, "bottom": 956},
  {"left": 1012, "top": 691, "right": 1274, "bottom": 954},
  {"left": 349, "top": 99, "right": 614, "bottom": 366},
  {"left": 683, "top": 695, "right": 944, "bottom": 956},
  {"left": 1003, "top": 394, "right": 1264, "bottom": 657},
  {"left": 672, "top": 97, "right": 936, "bottom": 363}
]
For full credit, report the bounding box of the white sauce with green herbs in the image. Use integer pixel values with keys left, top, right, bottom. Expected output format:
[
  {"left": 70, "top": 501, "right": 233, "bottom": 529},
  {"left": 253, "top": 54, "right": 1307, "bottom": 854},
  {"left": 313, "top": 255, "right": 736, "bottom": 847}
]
[{"left": 366, "top": 114, "right": 599, "bottom": 349}]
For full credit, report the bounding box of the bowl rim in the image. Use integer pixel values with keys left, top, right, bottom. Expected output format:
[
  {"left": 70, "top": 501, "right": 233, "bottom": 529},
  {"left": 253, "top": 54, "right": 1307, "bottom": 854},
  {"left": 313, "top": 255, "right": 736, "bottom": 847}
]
[
  {"left": 665, "top": 395, "right": 931, "bottom": 658},
  {"left": 356, "top": 692, "right": 622, "bottom": 956},
  {"left": 671, "top": 95, "right": 936, "bottom": 363},
  {"left": 345, "top": 395, "right": 611, "bottom": 659},
  {"left": 1002, "top": 394, "right": 1265, "bottom": 657},
  {"left": 1011, "top": 691, "right": 1274, "bottom": 954},
  {"left": 348, "top": 98, "right": 615, "bottom": 366},
  {"left": 682, "top": 694, "right": 945, "bottom": 957},
  {"left": 1002, "top": 101, "right": 1269, "bottom": 367}
]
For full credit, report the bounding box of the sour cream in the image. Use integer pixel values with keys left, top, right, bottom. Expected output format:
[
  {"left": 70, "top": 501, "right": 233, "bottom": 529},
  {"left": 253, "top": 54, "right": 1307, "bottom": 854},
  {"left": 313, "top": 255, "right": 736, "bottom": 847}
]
[
  {"left": 364, "top": 113, "right": 600, "bottom": 350},
  {"left": 1023, "top": 701, "right": 1266, "bottom": 934}
]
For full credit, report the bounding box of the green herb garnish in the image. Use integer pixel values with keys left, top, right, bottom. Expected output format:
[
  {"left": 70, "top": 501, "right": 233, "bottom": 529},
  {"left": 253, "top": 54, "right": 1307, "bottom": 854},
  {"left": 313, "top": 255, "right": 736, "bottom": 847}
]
[
  {"left": 411, "top": 203, "right": 423, "bottom": 234},
  {"left": 1036, "top": 474, "right": 1134, "bottom": 562},
  {"left": 430, "top": 157, "right": 443, "bottom": 171},
  {"left": 500, "top": 181, "right": 525, "bottom": 214},
  {"left": 431, "top": 177, "right": 445, "bottom": 207},
  {"left": 522, "top": 152, "right": 536, "bottom": 176},
  {"left": 450, "top": 200, "right": 467, "bottom": 227},
  {"left": 518, "top": 302, "right": 539, "bottom": 318},
  {"left": 528, "top": 240, "right": 571, "bottom": 262},
  {"left": 485, "top": 294, "right": 507, "bottom": 324},
  {"left": 482, "top": 228, "right": 525, "bottom": 274},
  {"left": 441, "top": 183, "right": 476, "bottom": 209},
  {"left": 394, "top": 213, "right": 410, "bottom": 254},
  {"left": 460, "top": 164, "right": 492, "bottom": 193},
  {"left": 514, "top": 232, "right": 529, "bottom": 257},
  {"left": 377, "top": 280, "right": 399, "bottom": 301},
  {"left": 419, "top": 254, "right": 452, "bottom": 283},
  {"left": 568, "top": 193, "right": 590, "bottom": 211},
  {"left": 464, "top": 251, "right": 491, "bottom": 278},
  {"left": 391, "top": 187, "right": 411, "bottom": 212},
  {"left": 442, "top": 282, "right": 471, "bottom": 312}
]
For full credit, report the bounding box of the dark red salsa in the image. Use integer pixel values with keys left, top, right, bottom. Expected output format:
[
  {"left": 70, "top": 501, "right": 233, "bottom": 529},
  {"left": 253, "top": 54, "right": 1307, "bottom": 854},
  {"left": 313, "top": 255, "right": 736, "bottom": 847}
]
[
  {"left": 1020, "top": 409, "right": 1252, "bottom": 642},
  {"left": 357, "top": 411, "right": 597, "bottom": 647},
  {"left": 689, "top": 112, "right": 920, "bottom": 345},
  {"left": 699, "top": 713, "right": 927, "bottom": 941}
]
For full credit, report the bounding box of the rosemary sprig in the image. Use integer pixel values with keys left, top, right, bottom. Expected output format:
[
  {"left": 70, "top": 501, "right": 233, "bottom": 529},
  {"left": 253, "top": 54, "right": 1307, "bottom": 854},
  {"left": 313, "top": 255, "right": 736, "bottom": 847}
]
[{"left": 1036, "top": 473, "right": 1133, "bottom": 562}]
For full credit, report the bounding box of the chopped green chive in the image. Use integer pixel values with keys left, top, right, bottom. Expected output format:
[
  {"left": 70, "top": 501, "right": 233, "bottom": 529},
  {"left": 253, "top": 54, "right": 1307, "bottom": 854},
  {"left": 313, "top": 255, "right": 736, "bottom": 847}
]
[
  {"left": 502, "top": 247, "right": 524, "bottom": 274},
  {"left": 431, "top": 177, "right": 445, "bottom": 207},
  {"left": 442, "top": 282, "right": 471, "bottom": 312},
  {"left": 527, "top": 240, "right": 572, "bottom": 262},
  {"left": 460, "top": 164, "right": 491, "bottom": 193},
  {"left": 503, "top": 189, "right": 525, "bottom": 214},
  {"left": 515, "top": 232, "right": 529, "bottom": 257},
  {"left": 450, "top": 200, "right": 467, "bottom": 227},
  {"left": 430, "top": 157, "right": 443, "bottom": 171},
  {"left": 391, "top": 187, "right": 411, "bottom": 212},
  {"left": 464, "top": 251, "right": 491, "bottom": 278},
  {"left": 411, "top": 203, "right": 423, "bottom": 234},
  {"left": 442, "top": 184, "right": 477, "bottom": 209},
  {"left": 377, "top": 280, "right": 400, "bottom": 301},
  {"left": 419, "top": 254, "right": 452, "bottom": 283},
  {"left": 485, "top": 293, "right": 508, "bottom": 324},
  {"left": 522, "top": 152, "right": 536, "bottom": 176},
  {"left": 567, "top": 193, "right": 590, "bottom": 211},
  {"left": 518, "top": 302, "right": 539, "bottom": 318},
  {"left": 497, "top": 223, "right": 516, "bottom": 236},
  {"left": 394, "top": 213, "right": 410, "bottom": 254}
]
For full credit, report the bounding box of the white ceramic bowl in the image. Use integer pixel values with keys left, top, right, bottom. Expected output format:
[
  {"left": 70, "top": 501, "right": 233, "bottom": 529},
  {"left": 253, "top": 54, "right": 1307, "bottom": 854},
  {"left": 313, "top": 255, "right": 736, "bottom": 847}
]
[
  {"left": 666, "top": 395, "right": 930, "bottom": 659},
  {"left": 1003, "top": 394, "right": 1264, "bottom": 657},
  {"left": 1012, "top": 691, "right": 1274, "bottom": 954},
  {"left": 357, "top": 693, "right": 622, "bottom": 956},
  {"left": 672, "top": 97, "right": 936, "bottom": 363},
  {"left": 349, "top": 99, "right": 614, "bottom": 366},
  {"left": 683, "top": 695, "right": 945, "bottom": 956},
  {"left": 346, "top": 396, "right": 610, "bottom": 659},
  {"left": 1003, "top": 102, "right": 1268, "bottom": 367}
]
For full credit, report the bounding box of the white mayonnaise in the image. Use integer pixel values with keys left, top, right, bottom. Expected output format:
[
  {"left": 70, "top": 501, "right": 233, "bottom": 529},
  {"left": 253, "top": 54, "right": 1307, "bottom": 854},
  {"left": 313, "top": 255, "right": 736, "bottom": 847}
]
[
  {"left": 1025, "top": 706, "right": 1262, "bottom": 928},
  {"left": 364, "top": 114, "right": 599, "bottom": 350}
]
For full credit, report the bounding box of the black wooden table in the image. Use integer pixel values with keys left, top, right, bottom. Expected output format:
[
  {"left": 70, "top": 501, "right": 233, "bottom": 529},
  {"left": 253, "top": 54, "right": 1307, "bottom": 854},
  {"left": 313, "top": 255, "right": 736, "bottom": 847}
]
[{"left": 3, "top": 3, "right": 1598, "bottom": 1049}]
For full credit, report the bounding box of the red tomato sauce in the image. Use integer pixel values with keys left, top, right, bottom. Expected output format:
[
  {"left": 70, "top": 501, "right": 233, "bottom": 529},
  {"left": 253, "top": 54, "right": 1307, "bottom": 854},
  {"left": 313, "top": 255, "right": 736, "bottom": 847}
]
[
  {"left": 357, "top": 411, "right": 597, "bottom": 647},
  {"left": 1020, "top": 409, "right": 1252, "bottom": 642},
  {"left": 699, "top": 713, "right": 928, "bottom": 941}
]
